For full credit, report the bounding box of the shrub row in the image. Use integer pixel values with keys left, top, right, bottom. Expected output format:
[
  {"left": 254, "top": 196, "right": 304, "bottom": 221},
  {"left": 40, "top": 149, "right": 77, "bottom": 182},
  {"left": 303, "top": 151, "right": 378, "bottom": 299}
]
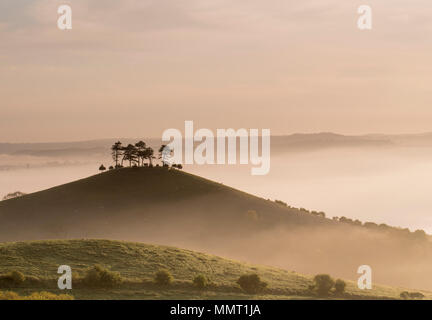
[
  {"left": 11, "top": 268, "right": 419, "bottom": 299},
  {"left": 153, "top": 269, "right": 268, "bottom": 294},
  {"left": 308, "top": 274, "right": 346, "bottom": 297}
]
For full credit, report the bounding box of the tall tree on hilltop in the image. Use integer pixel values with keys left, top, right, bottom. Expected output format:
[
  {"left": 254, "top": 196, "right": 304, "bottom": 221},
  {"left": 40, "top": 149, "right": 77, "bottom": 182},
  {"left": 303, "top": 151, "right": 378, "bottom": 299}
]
[
  {"left": 111, "top": 141, "right": 123, "bottom": 167},
  {"left": 123, "top": 144, "right": 138, "bottom": 167},
  {"left": 135, "top": 141, "right": 147, "bottom": 166},
  {"left": 145, "top": 147, "right": 155, "bottom": 166}
]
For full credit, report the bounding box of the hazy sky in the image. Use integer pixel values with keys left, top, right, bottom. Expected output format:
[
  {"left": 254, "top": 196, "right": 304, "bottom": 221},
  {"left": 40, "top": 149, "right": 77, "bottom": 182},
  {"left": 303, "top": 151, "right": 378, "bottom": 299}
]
[{"left": 1, "top": 0, "right": 432, "bottom": 142}]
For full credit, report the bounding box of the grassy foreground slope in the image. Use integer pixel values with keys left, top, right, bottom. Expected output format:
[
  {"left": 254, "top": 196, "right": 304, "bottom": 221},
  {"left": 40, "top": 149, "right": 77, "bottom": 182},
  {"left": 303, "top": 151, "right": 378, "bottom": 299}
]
[{"left": 0, "top": 239, "right": 422, "bottom": 300}]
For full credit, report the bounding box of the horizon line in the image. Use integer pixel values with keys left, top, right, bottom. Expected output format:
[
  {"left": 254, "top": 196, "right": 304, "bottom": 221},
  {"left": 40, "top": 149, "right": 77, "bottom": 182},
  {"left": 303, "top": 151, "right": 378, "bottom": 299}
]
[{"left": 2, "top": 131, "right": 432, "bottom": 145}]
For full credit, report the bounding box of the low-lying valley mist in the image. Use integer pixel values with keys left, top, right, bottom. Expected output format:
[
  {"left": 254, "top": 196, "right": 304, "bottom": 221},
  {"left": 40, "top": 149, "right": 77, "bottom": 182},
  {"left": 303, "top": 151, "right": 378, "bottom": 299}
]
[
  {"left": 2, "top": 133, "right": 432, "bottom": 298},
  {"left": 3, "top": 0, "right": 432, "bottom": 304},
  {"left": 4, "top": 134, "right": 432, "bottom": 231}
]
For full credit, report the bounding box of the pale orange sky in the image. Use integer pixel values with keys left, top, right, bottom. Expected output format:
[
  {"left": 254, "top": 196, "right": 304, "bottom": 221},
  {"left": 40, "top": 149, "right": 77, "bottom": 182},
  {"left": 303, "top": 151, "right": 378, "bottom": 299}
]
[{"left": 1, "top": 0, "right": 432, "bottom": 142}]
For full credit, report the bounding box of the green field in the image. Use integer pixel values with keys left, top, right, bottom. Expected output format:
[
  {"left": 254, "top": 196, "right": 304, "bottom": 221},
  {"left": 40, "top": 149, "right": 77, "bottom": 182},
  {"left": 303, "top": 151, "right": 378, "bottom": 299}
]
[{"left": 0, "top": 239, "right": 427, "bottom": 300}]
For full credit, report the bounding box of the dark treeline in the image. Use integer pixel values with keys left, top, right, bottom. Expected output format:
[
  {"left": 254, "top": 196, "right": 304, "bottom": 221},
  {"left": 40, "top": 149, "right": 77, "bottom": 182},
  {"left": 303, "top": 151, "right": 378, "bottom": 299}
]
[
  {"left": 274, "top": 199, "right": 428, "bottom": 240},
  {"left": 332, "top": 215, "right": 428, "bottom": 240},
  {"left": 98, "top": 141, "right": 183, "bottom": 172}
]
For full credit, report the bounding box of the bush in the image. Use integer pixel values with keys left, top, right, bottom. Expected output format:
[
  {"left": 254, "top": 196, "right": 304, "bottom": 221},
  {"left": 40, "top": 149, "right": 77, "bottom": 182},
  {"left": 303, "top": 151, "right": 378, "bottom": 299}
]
[
  {"left": 2, "top": 191, "right": 26, "bottom": 201},
  {"left": 311, "top": 211, "right": 326, "bottom": 218},
  {"left": 193, "top": 275, "right": 208, "bottom": 289},
  {"left": 409, "top": 292, "right": 425, "bottom": 299},
  {"left": 400, "top": 291, "right": 425, "bottom": 300},
  {"left": 81, "top": 265, "right": 122, "bottom": 288},
  {"left": 313, "top": 274, "right": 335, "bottom": 296},
  {"left": 154, "top": 269, "right": 173, "bottom": 286},
  {"left": 237, "top": 274, "right": 267, "bottom": 294},
  {"left": 334, "top": 279, "right": 346, "bottom": 295},
  {"left": 0, "top": 271, "right": 26, "bottom": 287},
  {"left": 275, "top": 200, "right": 287, "bottom": 207},
  {"left": 364, "top": 222, "right": 378, "bottom": 229}
]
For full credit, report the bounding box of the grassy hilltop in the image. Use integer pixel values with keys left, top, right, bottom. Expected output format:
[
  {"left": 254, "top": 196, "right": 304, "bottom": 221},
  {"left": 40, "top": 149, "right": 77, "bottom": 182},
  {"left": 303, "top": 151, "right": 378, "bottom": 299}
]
[
  {"left": 0, "top": 239, "right": 423, "bottom": 300},
  {"left": 1, "top": 167, "right": 432, "bottom": 291}
]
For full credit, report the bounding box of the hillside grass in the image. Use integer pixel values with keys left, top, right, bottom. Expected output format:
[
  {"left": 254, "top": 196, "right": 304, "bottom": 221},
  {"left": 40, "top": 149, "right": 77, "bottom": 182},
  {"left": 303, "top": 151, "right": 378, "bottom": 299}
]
[
  {"left": 0, "top": 167, "right": 328, "bottom": 241},
  {"left": 0, "top": 239, "right": 427, "bottom": 300}
]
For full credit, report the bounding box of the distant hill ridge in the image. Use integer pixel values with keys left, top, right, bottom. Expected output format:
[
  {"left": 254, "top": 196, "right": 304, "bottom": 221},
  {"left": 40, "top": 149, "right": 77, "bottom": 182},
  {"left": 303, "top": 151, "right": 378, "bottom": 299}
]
[{"left": 4, "top": 132, "right": 432, "bottom": 156}]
